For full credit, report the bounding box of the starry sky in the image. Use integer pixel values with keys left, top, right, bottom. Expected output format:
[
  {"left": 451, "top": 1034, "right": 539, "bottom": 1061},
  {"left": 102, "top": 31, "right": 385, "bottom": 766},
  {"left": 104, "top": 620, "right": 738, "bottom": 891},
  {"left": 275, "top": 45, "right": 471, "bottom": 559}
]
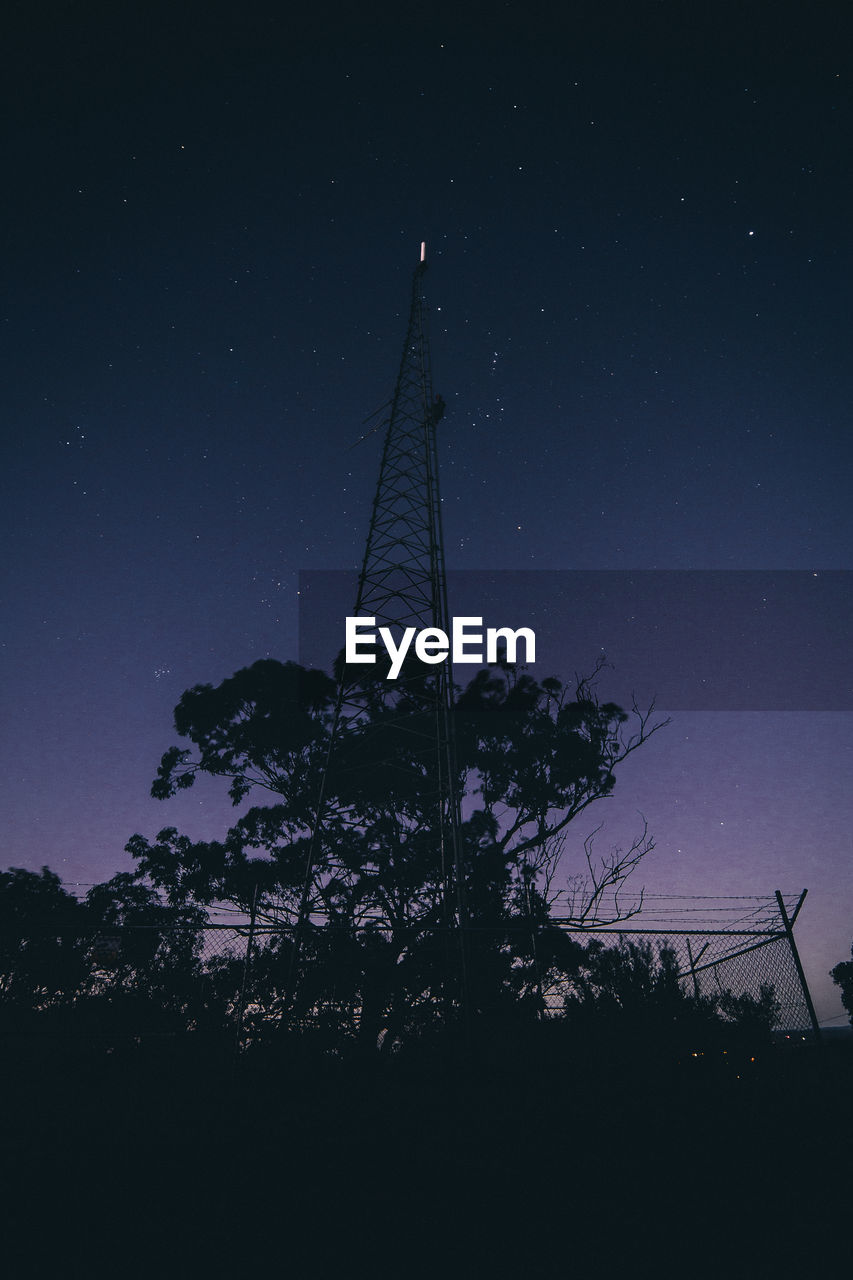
[{"left": 2, "top": 0, "right": 852, "bottom": 1023}]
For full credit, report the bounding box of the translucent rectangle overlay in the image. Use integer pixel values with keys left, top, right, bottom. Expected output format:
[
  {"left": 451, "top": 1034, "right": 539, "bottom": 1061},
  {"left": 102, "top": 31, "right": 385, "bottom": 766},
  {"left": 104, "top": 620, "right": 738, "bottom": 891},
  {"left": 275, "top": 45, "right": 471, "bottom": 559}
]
[{"left": 297, "top": 570, "right": 852, "bottom": 711}]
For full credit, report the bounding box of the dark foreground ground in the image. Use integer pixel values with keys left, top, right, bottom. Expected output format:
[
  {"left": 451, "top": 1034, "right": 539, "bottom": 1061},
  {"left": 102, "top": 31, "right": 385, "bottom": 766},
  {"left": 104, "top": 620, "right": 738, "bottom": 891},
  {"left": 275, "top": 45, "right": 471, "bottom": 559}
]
[{"left": 1, "top": 1025, "right": 850, "bottom": 1278}]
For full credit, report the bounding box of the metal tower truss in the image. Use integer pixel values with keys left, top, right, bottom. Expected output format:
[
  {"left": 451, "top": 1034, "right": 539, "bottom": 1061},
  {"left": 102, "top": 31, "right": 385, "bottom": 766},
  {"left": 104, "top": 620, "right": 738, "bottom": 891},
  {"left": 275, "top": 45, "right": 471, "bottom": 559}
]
[
  {"left": 289, "top": 247, "right": 468, "bottom": 1017},
  {"left": 355, "top": 254, "right": 448, "bottom": 634}
]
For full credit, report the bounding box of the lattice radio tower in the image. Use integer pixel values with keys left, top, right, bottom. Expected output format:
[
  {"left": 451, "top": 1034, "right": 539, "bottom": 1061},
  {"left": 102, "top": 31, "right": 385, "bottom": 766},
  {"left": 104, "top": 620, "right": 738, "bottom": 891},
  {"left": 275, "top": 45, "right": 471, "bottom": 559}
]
[{"left": 289, "top": 244, "right": 468, "bottom": 1014}]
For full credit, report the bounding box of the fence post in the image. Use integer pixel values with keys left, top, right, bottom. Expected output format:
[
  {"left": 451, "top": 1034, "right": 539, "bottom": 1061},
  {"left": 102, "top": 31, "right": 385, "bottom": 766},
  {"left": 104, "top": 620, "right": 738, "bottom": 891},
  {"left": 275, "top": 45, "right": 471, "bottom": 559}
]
[
  {"left": 685, "top": 936, "right": 701, "bottom": 1000},
  {"left": 775, "top": 889, "right": 822, "bottom": 1042},
  {"left": 523, "top": 871, "right": 545, "bottom": 1019},
  {"left": 234, "top": 883, "right": 259, "bottom": 1056}
]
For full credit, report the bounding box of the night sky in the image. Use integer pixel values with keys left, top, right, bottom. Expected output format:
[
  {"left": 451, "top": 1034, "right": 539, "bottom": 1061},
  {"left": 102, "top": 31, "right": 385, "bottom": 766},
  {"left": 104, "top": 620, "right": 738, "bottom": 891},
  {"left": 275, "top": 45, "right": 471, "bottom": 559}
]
[{"left": 3, "top": 1, "right": 851, "bottom": 1024}]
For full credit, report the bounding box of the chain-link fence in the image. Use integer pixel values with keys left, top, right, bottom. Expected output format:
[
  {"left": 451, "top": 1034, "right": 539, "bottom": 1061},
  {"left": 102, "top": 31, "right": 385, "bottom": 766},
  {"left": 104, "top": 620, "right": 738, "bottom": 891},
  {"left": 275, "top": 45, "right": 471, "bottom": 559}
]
[
  {"left": 539, "top": 927, "right": 813, "bottom": 1031},
  {"left": 0, "top": 892, "right": 820, "bottom": 1048}
]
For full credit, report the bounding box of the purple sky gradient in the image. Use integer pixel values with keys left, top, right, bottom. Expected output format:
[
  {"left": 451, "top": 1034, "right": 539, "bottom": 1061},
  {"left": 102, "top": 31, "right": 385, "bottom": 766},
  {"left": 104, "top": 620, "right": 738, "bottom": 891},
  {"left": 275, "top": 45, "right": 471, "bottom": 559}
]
[{"left": 2, "top": 1, "right": 851, "bottom": 1023}]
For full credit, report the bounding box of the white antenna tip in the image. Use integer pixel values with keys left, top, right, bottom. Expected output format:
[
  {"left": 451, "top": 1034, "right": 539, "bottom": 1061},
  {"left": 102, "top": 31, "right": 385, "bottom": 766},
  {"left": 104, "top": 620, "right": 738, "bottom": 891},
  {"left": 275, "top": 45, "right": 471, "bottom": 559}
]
[{"left": 420, "top": 241, "right": 426, "bottom": 262}]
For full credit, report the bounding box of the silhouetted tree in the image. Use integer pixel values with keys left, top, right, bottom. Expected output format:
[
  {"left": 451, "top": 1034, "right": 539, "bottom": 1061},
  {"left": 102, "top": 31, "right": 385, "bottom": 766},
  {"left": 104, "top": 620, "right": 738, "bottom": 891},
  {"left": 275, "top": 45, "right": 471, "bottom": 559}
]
[
  {"left": 0, "top": 867, "right": 88, "bottom": 1027},
  {"left": 128, "top": 658, "right": 667, "bottom": 1045},
  {"left": 75, "top": 874, "right": 214, "bottom": 1034},
  {"left": 716, "top": 984, "right": 781, "bottom": 1045},
  {"left": 563, "top": 935, "right": 780, "bottom": 1059},
  {"left": 454, "top": 663, "right": 665, "bottom": 924},
  {"left": 0, "top": 866, "right": 233, "bottom": 1037},
  {"left": 831, "top": 943, "right": 853, "bottom": 1027}
]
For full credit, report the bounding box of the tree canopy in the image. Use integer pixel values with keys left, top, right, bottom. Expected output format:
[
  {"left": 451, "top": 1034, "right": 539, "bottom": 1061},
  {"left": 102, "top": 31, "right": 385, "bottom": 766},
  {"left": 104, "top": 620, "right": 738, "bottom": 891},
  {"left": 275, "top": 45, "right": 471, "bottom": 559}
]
[
  {"left": 127, "top": 658, "right": 668, "bottom": 1045},
  {"left": 0, "top": 866, "right": 212, "bottom": 1034},
  {"left": 831, "top": 944, "right": 853, "bottom": 1027},
  {"left": 0, "top": 663, "right": 791, "bottom": 1061}
]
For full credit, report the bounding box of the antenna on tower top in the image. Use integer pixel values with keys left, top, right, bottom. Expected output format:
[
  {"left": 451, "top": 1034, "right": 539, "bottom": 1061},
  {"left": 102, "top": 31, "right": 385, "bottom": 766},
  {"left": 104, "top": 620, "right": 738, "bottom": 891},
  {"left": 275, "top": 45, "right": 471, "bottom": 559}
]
[{"left": 420, "top": 240, "right": 426, "bottom": 262}]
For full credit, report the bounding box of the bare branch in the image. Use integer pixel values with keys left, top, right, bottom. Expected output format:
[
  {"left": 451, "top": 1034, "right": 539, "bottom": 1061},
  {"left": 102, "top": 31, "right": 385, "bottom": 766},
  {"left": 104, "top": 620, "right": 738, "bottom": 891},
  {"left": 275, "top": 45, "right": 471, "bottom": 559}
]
[{"left": 553, "top": 815, "right": 654, "bottom": 928}]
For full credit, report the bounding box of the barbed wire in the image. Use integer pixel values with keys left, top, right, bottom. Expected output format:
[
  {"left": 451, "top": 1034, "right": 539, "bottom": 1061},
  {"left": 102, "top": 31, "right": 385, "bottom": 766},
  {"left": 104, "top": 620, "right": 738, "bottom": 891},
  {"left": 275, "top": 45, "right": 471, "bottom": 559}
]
[{"left": 11, "top": 884, "right": 821, "bottom": 1038}]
